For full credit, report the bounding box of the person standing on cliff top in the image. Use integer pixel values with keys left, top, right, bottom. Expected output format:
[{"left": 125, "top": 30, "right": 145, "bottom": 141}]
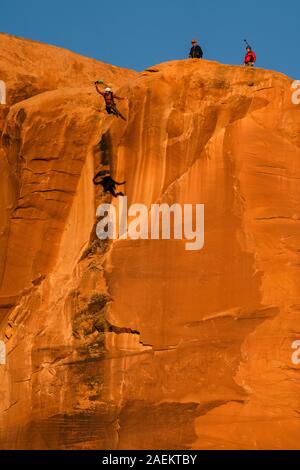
[
  {"left": 189, "top": 39, "right": 203, "bottom": 59},
  {"left": 244, "top": 46, "right": 256, "bottom": 66},
  {"left": 95, "top": 82, "right": 127, "bottom": 120}
]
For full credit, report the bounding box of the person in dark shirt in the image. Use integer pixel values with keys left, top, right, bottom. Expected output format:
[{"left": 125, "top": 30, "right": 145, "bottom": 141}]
[
  {"left": 189, "top": 39, "right": 203, "bottom": 59},
  {"left": 93, "top": 172, "right": 126, "bottom": 198}
]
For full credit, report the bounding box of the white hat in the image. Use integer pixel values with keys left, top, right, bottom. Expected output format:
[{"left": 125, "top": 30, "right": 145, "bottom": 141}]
[{"left": 105, "top": 87, "right": 111, "bottom": 92}]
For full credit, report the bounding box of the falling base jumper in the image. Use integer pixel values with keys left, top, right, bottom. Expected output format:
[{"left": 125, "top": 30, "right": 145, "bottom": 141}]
[
  {"left": 95, "top": 81, "right": 127, "bottom": 120},
  {"left": 93, "top": 172, "right": 126, "bottom": 198}
]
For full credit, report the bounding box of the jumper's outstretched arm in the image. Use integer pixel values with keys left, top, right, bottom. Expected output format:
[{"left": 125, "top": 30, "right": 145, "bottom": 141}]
[
  {"left": 93, "top": 171, "right": 104, "bottom": 185},
  {"left": 95, "top": 84, "right": 104, "bottom": 96}
]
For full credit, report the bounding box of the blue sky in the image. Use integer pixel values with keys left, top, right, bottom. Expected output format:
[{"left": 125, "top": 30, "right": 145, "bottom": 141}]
[{"left": 1, "top": 0, "right": 299, "bottom": 78}]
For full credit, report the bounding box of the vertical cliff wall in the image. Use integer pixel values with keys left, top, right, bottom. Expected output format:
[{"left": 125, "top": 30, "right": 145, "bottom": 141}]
[{"left": 0, "top": 37, "right": 299, "bottom": 449}]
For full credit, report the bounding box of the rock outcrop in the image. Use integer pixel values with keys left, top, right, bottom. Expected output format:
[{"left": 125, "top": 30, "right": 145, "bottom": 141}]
[
  {"left": 0, "top": 33, "right": 135, "bottom": 105},
  {"left": 0, "top": 35, "right": 299, "bottom": 450}
]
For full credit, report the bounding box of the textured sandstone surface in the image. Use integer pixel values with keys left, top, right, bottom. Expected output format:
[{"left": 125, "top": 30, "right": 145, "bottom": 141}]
[
  {"left": 0, "top": 35, "right": 299, "bottom": 450},
  {"left": 0, "top": 33, "right": 135, "bottom": 105}
]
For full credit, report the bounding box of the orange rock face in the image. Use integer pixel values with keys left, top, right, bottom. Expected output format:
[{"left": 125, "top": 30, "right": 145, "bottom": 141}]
[{"left": 0, "top": 36, "right": 300, "bottom": 450}]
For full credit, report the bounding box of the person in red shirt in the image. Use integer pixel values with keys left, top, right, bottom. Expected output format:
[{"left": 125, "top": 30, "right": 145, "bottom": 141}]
[{"left": 244, "top": 46, "right": 257, "bottom": 67}]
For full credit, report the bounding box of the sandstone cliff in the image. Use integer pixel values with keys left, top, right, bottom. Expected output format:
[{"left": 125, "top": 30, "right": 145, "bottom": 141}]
[{"left": 0, "top": 35, "right": 299, "bottom": 450}]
